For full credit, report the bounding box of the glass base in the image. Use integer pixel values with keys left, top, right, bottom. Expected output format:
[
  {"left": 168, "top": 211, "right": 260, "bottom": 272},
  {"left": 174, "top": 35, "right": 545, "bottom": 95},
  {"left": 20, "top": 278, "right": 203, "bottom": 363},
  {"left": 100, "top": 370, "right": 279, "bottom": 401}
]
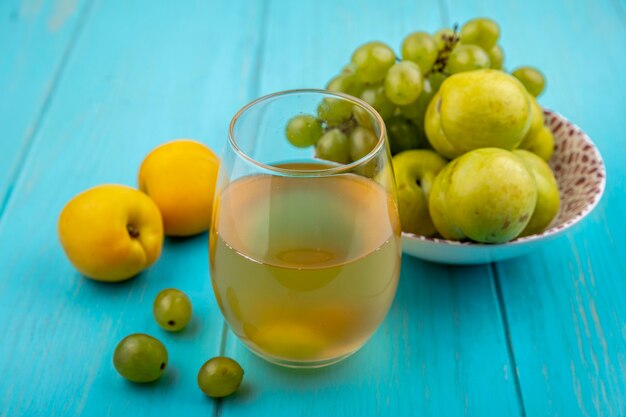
[{"left": 244, "top": 343, "right": 360, "bottom": 369}]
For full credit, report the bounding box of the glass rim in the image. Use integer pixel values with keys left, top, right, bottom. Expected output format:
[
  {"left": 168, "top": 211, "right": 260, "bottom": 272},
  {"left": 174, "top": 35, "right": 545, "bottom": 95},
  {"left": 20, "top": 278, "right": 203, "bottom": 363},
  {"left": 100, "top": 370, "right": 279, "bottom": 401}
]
[{"left": 228, "top": 88, "right": 387, "bottom": 176}]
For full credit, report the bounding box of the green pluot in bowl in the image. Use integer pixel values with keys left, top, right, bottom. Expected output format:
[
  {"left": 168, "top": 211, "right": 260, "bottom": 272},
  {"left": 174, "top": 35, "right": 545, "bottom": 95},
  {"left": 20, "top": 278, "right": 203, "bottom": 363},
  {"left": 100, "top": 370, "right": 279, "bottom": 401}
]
[
  {"left": 513, "top": 150, "right": 560, "bottom": 236},
  {"left": 424, "top": 69, "right": 532, "bottom": 159},
  {"left": 429, "top": 148, "right": 537, "bottom": 243},
  {"left": 392, "top": 150, "right": 448, "bottom": 236}
]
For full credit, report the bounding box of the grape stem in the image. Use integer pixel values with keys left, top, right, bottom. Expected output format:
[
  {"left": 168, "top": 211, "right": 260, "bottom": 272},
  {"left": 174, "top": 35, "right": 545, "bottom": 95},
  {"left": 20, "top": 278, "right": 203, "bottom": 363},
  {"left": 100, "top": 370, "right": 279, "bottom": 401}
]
[{"left": 426, "top": 23, "right": 460, "bottom": 76}]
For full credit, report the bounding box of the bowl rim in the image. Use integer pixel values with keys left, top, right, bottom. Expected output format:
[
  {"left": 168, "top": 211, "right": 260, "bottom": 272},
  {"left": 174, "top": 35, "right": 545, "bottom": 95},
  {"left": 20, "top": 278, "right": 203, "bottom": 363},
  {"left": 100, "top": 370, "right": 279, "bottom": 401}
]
[{"left": 401, "top": 109, "right": 607, "bottom": 248}]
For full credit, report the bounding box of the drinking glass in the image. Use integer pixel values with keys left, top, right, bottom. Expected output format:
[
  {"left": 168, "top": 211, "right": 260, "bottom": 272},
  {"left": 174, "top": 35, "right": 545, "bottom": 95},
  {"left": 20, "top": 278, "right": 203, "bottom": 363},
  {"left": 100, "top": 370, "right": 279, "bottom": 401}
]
[{"left": 210, "top": 89, "right": 401, "bottom": 368}]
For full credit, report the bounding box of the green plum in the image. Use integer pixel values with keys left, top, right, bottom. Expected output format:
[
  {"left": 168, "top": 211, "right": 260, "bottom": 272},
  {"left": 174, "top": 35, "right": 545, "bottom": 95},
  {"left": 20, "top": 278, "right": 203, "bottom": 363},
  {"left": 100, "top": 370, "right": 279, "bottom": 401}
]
[
  {"left": 517, "top": 97, "right": 554, "bottom": 161},
  {"left": 518, "top": 94, "right": 544, "bottom": 148},
  {"left": 522, "top": 126, "right": 555, "bottom": 162},
  {"left": 392, "top": 150, "right": 448, "bottom": 236},
  {"left": 429, "top": 148, "right": 537, "bottom": 243},
  {"left": 514, "top": 150, "right": 560, "bottom": 236},
  {"left": 424, "top": 69, "right": 532, "bottom": 159}
]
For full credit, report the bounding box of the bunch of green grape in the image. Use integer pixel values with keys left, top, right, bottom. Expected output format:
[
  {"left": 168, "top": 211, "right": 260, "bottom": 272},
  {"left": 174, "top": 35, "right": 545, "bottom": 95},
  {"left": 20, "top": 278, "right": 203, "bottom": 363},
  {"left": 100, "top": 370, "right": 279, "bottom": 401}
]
[{"left": 285, "top": 17, "right": 546, "bottom": 163}]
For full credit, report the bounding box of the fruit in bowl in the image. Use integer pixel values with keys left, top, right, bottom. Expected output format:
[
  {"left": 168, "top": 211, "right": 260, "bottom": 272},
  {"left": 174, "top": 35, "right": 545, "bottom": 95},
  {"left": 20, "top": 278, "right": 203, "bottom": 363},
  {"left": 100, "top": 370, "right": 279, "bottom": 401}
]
[
  {"left": 424, "top": 69, "right": 532, "bottom": 159},
  {"left": 290, "top": 17, "right": 604, "bottom": 262},
  {"left": 402, "top": 110, "right": 605, "bottom": 264},
  {"left": 428, "top": 148, "right": 537, "bottom": 243}
]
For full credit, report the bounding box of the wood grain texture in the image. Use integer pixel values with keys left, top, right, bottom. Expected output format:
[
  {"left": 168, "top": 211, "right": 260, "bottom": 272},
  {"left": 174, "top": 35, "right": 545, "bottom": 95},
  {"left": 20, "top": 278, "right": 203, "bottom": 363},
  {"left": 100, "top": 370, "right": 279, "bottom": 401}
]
[
  {"left": 0, "top": 0, "right": 264, "bottom": 415},
  {"left": 0, "top": 0, "right": 91, "bottom": 213},
  {"left": 444, "top": 0, "right": 626, "bottom": 415},
  {"left": 219, "top": 1, "right": 521, "bottom": 416}
]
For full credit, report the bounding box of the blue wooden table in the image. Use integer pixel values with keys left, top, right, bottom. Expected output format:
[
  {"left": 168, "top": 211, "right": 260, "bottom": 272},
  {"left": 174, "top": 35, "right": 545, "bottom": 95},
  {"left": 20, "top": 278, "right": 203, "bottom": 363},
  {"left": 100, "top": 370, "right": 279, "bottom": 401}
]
[{"left": 1, "top": 0, "right": 625, "bottom": 415}]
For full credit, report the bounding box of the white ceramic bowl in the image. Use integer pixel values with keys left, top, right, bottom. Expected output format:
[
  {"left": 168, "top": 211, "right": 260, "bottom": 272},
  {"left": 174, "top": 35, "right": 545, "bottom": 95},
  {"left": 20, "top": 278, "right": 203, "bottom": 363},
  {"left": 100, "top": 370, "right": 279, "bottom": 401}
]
[{"left": 401, "top": 110, "right": 606, "bottom": 264}]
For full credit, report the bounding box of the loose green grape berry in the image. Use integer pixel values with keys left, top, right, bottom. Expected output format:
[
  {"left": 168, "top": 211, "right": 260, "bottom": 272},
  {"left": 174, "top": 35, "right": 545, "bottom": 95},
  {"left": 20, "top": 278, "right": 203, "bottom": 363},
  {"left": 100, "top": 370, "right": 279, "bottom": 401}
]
[
  {"left": 384, "top": 61, "right": 423, "bottom": 106},
  {"left": 113, "top": 334, "right": 168, "bottom": 383},
  {"left": 460, "top": 17, "right": 500, "bottom": 50},
  {"left": 487, "top": 44, "right": 505, "bottom": 70},
  {"left": 197, "top": 357, "right": 244, "bottom": 398},
  {"left": 285, "top": 115, "right": 324, "bottom": 148},
  {"left": 434, "top": 28, "right": 455, "bottom": 50},
  {"left": 351, "top": 41, "right": 396, "bottom": 84},
  {"left": 387, "top": 115, "right": 422, "bottom": 155},
  {"left": 349, "top": 126, "right": 378, "bottom": 161},
  {"left": 316, "top": 129, "right": 350, "bottom": 164},
  {"left": 153, "top": 288, "right": 192, "bottom": 331},
  {"left": 512, "top": 66, "right": 546, "bottom": 97},
  {"left": 360, "top": 85, "right": 396, "bottom": 120},
  {"left": 401, "top": 32, "right": 438, "bottom": 73},
  {"left": 446, "top": 44, "right": 491, "bottom": 74},
  {"left": 317, "top": 98, "right": 353, "bottom": 126}
]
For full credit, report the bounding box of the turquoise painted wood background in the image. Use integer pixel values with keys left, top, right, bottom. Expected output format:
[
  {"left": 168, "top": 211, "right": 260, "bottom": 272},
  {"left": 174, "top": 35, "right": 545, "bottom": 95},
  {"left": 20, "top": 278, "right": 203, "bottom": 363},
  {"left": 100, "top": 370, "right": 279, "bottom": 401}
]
[{"left": 1, "top": 0, "right": 625, "bottom": 415}]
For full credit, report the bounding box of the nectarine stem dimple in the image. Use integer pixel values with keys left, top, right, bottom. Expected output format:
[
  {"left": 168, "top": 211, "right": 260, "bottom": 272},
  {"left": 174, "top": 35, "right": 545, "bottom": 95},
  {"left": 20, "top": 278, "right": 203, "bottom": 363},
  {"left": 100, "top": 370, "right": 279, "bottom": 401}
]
[{"left": 127, "top": 225, "right": 140, "bottom": 239}]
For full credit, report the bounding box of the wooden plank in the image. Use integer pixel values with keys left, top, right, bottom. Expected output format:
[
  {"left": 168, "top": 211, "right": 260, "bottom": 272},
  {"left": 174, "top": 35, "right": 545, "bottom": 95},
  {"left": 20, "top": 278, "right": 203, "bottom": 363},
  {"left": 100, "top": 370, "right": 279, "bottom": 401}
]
[
  {"left": 0, "top": 0, "right": 92, "bottom": 213},
  {"left": 443, "top": 0, "right": 626, "bottom": 414},
  {"left": 0, "top": 0, "right": 264, "bottom": 415},
  {"left": 218, "top": 1, "right": 522, "bottom": 416}
]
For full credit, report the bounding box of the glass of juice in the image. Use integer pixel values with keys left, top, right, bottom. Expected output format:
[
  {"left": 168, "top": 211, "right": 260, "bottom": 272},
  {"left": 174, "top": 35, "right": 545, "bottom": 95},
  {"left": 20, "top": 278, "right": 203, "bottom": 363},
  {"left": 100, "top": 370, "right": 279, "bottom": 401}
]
[{"left": 210, "top": 89, "right": 401, "bottom": 368}]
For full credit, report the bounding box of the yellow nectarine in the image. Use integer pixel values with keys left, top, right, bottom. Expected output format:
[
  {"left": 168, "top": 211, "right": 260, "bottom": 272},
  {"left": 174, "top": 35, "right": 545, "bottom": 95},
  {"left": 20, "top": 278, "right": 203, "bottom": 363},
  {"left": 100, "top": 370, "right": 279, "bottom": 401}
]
[
  {"left": 138, "top": 140, "right": 220, "bottom": 237},
  {"left": 58, "top": 185, "right": 164, "bottom": 282}
]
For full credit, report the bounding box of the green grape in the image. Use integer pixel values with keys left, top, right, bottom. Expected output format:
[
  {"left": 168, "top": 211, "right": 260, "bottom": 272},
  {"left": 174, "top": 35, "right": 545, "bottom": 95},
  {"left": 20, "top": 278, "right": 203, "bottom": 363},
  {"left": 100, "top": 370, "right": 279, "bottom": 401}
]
[
  {"left": 349, "top": 126, "right": 379, "bottom": 161},
  {"left": 317, "top": 98, "right": 353, "bottom": 126},
  {"left": 399, "top": 75, "right": 438, "bottom": 126},
  {"left": 285, "top": 115, "right": 323, "bottom": 147},
  {"left": 197, "top": 357, "right": 244, "bottom": 398},
  {"left": 487, "top": 44, "right": 505, "bottom": 69},
  {"left": 342, "top": 63, "right": 357, "bottom": 74},
  {"left": 446, "top": 44, "right": 491, "bottom": 74},
  {"left": 153, "top": 288, "right": 192, "bottom": 331},
  {"left": 386, "top": 115, "right": 422, "bottom": 155},
  {"left": 434, "top": 28, "right": 455, "bottom": 50},
  {"left": 316, "top": 129, "right": 350, "bottom": 164},
  {"left": 401, "top": 32, "right": 438, "bottom": 73},
  {"left": 460, "top": 17, "right": 500, "bottom": 50},
  {"left": 384, "top": 61, "right": 423, "bottom": 106},
  {"left": 353, "top": 105, "right": 375, "bottom": 129},
  {"left": 512, "top": 66, "right": 546, "bottom": 97},
  {"left": 113, "top": 334, "right": 168, "bottom": 383},
  {"left": 427, "top": 71, "right": 447, "bottom": 92},
  {"left": 351, "top": 41, "right": 396, "bottom": 84},
  {"left": 326, "top": 73, "right": 363, "bottom": 97},
  {"left": 359, "top": 85, "right": 396, "bottom": 120}
]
